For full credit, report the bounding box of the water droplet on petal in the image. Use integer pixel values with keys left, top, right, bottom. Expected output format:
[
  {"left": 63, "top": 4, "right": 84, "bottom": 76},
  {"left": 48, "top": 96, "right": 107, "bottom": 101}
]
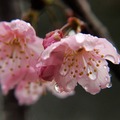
[
  {"left": 106, "top": 82, "right": 112, "bottom": 88},
  {"left": 84, "top": 85, "right": 88, "bottom": 91},
  {"left": 89, "top": 73, "right": 96, "bottom": 80},
  {"left": 104, "top": 65, "right": 110, "bottom": 72},
  {"left": 54, "top": 84, "right": 62, "bottom": 93},
  {"left": 104, "top": 65, "right": 107, "bottom": 69}
]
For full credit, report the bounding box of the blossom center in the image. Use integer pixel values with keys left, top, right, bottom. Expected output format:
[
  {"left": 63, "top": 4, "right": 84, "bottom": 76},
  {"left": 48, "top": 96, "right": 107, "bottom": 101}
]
[
  {"left": 0, "top": 38, "right": 36, "bottom": 76},
  {"left": 59, "top": 48, "right": 104, "bottom": 80}
]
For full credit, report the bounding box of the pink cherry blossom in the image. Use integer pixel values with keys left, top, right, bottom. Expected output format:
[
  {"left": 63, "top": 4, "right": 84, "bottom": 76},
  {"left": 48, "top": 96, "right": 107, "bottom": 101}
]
[
  {"left": 0, "top": 19, "right": 44, "bottom": 96},
  {"left": 37, "top": 33, "right": 120, "bottom": 95}
]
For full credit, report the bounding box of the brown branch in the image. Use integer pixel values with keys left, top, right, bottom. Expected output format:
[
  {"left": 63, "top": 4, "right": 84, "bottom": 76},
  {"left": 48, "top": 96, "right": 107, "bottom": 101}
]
[{"left": 62, "top": 0, "right": 112, "bottom": 40}]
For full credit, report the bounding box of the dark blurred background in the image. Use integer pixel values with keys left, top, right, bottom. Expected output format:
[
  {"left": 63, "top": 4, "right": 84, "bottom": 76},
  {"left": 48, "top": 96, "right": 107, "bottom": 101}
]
[{"left": 0, "top": 0, "right": 120, "bottom": 120}]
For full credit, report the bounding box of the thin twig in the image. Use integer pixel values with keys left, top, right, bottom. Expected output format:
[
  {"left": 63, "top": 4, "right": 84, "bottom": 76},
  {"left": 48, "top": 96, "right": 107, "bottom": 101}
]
[{"left": 62, "top": 0, "right": 112, "bottom": 39}]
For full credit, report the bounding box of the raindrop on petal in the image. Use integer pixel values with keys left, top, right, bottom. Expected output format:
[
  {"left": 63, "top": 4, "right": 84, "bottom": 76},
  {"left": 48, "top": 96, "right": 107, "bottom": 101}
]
[
  {"left": 89, "top": 73, "right": 96, "bottom": 80},
  {"left": 104, "top": 65, "right": 107, "bottom": 69},
  {"left": 54, "top": 84, "right": 62, "bottom": 93},
  {"left": 106, "top": 82, "right": 112, "bottom": 88},
  {"left": 84, "top": 85, "right": 88, "bottom": 91}
]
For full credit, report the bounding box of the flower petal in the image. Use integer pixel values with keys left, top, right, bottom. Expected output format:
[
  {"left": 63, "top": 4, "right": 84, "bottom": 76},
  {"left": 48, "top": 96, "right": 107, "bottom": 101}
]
[
  {"left": 15, "top": 80, "right": 44, "bottom": 105},
  {"left": 15, "top": 69, "right": 43, "bottom": 105},
  {"left": 94, "top": 38, "right": 120, "bottom": 64},
  {"left": 78, "top": 60, "right": 111, "bottom": 94},
  {"left": 0, "top": 19, "right": 43, "bottom": 97}
]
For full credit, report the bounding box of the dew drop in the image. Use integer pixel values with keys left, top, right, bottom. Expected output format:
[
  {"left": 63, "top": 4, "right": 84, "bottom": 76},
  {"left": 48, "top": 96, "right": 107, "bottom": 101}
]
[
  {"left": 104, "top": 65, "right": 107, "bottom": 69},
  {"left": 84, "top": 85, "right": 88, "bottom": 91},
  {"left": 106, "top": 82, "right": 112, "bottom": 88},
  {"left": 54, "top": 84, "right": 62, "bottom": 93},
  {"left": 89, "top": 73, "right": 96, "bottom": 80}
]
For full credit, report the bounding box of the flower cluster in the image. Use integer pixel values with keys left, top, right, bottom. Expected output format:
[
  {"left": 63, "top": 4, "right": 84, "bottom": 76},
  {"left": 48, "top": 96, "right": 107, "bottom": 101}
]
[
  {"left": 0, "top": 19, "right": 119, "bottom": 105},
  {"left": 38, "top": 32, "right": 120, "bottom": 95}
]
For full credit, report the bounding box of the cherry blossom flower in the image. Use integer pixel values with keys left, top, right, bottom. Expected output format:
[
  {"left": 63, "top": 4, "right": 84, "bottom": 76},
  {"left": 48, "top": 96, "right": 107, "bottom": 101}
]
[
  {"left": 0, "top": 19, "right": 43, "bottom": 96},
  {"left": 37, "top": 33, "right": 120, "bottom": 95}
]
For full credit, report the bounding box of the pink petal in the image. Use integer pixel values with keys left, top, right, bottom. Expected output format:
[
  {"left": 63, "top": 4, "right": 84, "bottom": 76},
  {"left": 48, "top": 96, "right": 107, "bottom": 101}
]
[
  {"left": 78, "top": 59, "right": 111, "bottom": 94},
  {"left": 94, "top": 38, "right": 120, "bottom": 64},
  {"left": 15, "top": 80, "right": 44, "bottom": 105},
  {"left": 15, "top": 68, "right": 44, "bottom": 105}
]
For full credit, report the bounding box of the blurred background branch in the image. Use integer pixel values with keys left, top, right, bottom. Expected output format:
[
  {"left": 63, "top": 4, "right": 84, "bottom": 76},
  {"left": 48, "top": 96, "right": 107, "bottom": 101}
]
[{"left": 0, "top": 0, "right": 21, "bottom": 21}]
